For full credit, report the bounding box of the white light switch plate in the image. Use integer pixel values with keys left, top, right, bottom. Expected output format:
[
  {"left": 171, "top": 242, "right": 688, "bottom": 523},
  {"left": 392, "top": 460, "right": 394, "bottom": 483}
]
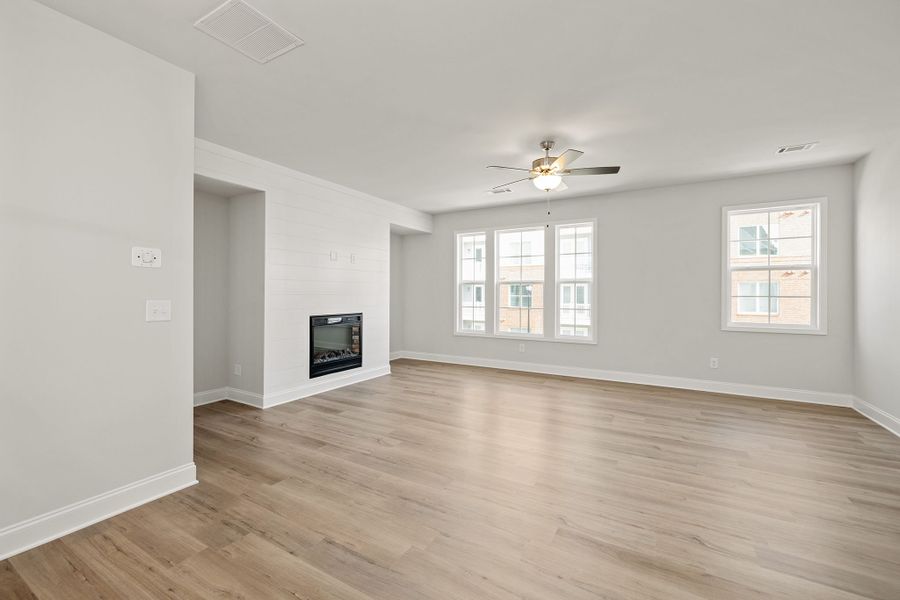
[
  {"left": 145, "top": 299, "right": 172, "bottom": 322},
  {"left": 132, "top": 247, "right": 161, "bottom": 268}
]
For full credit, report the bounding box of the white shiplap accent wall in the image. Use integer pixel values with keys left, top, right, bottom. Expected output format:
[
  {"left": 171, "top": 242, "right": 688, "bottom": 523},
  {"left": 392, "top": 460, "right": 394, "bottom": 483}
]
[{"left": 194, "top": 139, "right": 431, "bottom": 407}]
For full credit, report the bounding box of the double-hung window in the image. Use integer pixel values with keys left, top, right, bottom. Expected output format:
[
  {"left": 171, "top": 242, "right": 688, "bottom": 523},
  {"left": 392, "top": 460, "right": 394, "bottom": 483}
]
[
  {"left": 454, "top": 221, "right": 596, "bottom": 342},
  {"left": 557, "top": 223, "right": 594, "bottom": 338},
  {"left": 456, "top": 232, "right": 486, "bottom": 332},
  {"left": 723, "top": 200, "right": 824, "bottom": 333},
  {"left": 496, "top": 228, "right": 544, "bottom": 335}
]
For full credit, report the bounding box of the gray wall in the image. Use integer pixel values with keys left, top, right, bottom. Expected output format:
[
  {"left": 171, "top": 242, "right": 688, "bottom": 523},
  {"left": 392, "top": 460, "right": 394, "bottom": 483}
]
[
  {"left": 194, "top": 191, "right": 229, "bottom": 392},
  {"left": 227, "top": 192, "right": 266, "bottom": 395},
  {"left": 854, "top": 139, "right": 900, "bottom": 419},
  {"left": 400, "top": 165, "right": 854, "bottom": 394},
  {"left": 193, "top": 190, "right": 266, "bottom": 396},
  {"left": 390, "top": 233, "right": 405, "bottom": 353},
  {"left": 0, "top": 0, "right": 195, "bottom": 527}
]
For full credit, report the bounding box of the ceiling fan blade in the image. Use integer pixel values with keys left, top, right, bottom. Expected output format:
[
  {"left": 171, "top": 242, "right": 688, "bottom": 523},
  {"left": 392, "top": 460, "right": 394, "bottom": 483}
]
[
  {"left": 563, "top": 166, "right": 621, "bottom": 175},
  {"left": 550, "top": 149, "right": 584, "bottom": 171},
  {"left": 487, "top": 165, "right": 531, "bottom": 172},
  {"left": 492, "top": 176, "right": 532, "bottom": 189}
]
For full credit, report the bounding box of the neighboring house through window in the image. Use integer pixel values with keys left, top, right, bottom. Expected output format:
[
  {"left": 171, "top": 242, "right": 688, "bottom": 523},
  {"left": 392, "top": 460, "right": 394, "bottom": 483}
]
[
  {"left": 723, "top": 200, "right": 824, "bottom": 333},
  {"left": 457, "top": 232, "right": 486, "bottom": 332},
  {"left": 454, "top": 220, "right": 596, "bottom": 342},
  {"left": 496, "top": 227, "right": 544, "bottom": 335},
  {"left": 557, "top": 223, "right": 593, "bottom": 338}
]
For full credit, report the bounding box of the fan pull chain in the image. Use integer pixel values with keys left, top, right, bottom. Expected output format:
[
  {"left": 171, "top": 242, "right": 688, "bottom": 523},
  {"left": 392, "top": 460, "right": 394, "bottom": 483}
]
[{"left": 546, "top": 196, "right": 551, "bottom": 228}]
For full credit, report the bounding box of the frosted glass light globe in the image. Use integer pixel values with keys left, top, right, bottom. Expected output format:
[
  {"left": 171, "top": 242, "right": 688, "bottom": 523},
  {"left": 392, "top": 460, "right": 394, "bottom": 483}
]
[{"left": 533, "top": 174, "right": 562, "bottom": 191}]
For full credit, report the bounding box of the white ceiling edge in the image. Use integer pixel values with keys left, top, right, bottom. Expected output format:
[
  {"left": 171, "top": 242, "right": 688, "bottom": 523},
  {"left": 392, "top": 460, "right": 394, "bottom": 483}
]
[
  {"left": 33, "top": 0, "right": 900, "bottom": 214},
  {"left": 429, "top": 157, "right": 863, "bottom": 216}
]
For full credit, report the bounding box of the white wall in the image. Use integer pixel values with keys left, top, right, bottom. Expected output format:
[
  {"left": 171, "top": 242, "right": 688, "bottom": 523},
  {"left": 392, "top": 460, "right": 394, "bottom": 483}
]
[
  {"left": 195, "top": 140, "right": 432, "bottom": 407},
  {"left": 853, "top": 139, "right": 900, "bottom": 432},
  {"left": 194, "top": 191, "right": 230, "bottom": 393},
  {"left": 390, "top": 233, "right": 405, "bottom": 353},
  {"left": 399, "top": 165, "right": 855, "bottom": 401},
  {"left": 0, "top": 0, "right": 195, "bottom": 558},
  {"left": 227, "top": 192, "right": 266, "bottom": 395}
]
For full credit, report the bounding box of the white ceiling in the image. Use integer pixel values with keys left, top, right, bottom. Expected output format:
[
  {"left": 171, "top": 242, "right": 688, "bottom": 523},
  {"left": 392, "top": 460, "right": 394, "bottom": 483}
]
[{"left": 39, "top": 0, "right": 900, "bottom": 213}]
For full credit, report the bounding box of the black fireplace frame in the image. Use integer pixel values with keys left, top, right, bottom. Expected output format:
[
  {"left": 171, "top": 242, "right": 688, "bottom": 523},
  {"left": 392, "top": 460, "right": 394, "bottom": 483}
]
[{"left": 309, "top": 313, "right": 362, "bottom": 379}]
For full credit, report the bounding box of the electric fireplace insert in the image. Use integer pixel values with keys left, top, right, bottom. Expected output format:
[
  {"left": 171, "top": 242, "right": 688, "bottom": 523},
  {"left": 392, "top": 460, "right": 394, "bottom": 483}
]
[{"left": 309, "top": 313, "right": 362, "bottom": 378}]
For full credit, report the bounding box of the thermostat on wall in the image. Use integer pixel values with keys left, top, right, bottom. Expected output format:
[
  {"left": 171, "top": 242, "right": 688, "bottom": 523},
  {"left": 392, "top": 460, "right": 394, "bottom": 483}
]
[{"left": 132, "top": 247, "right": 161, "bottom": 268}]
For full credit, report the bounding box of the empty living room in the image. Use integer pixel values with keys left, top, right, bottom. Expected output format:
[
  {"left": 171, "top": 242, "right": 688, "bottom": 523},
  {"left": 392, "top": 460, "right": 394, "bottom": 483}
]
[{"left": 3, "top": 0, "right": 900, "bottom": 598}]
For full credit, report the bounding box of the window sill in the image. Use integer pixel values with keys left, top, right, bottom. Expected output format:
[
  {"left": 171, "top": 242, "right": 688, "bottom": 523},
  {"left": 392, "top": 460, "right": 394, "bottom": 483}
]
[
  {"left": 722, "top": 324, "right": 827, "bottom": 335},
  {"left": 454, "top": 331, "right": 598, "bottom": 345}
]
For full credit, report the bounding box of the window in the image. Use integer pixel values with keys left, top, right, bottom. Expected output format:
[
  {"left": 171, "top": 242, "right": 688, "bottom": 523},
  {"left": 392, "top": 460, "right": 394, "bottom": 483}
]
[
  {"left": 737, "top": 282, "right": 780, "bottom": 315},
  {"left": 496, "top": 228, "right": 544, "bottom": 335},
  {"left": 723, "top": 200, "right": 824, "bottom": 333},
  {"left": 739, "top": 225, "right": 778, "bottom": 256},
  {"left": 509, "top": 284, "right": 532, "bottom": 308},
  {"left": 557, "top": 223, "right": 593, "bottom": 338},
  {"left": 456, "top": 232, "right": 486, "bottom": 332},
  {"left": 454, "top": 220, "right": 596, "bottom": 343}
]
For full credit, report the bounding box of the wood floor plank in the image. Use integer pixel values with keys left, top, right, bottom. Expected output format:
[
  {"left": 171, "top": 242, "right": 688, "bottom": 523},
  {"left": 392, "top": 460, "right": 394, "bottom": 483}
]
[
  {"left": 3, "top": 359, "right": 900, "bottom": 599},
  {"left": 0, "top": 562, "right": 37, "bottom": 600}
]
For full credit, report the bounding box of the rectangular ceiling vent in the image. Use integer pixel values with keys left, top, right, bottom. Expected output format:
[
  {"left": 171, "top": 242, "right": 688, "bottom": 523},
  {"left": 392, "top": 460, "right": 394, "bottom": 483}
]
[
  {"left": 487, "top": 188, "right": 512, "bottom": 195},
  {"left": 194, "top": 0, "right": 304, "bottom": 64},
  {"left": 777, "top": 142, "right": 818, "bottom": 154}
]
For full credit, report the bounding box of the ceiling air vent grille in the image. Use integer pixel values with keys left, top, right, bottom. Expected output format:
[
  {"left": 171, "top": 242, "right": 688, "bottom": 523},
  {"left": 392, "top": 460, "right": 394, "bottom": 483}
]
[
  {"left": 194, "top": 0, "right": 304, "bottom": 63},
  {"left": 777, "top": 142, "right": 818, "bottom": 154}
]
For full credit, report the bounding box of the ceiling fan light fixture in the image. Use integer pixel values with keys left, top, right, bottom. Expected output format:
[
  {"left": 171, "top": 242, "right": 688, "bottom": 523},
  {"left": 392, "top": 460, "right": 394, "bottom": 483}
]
[{"left": 533, "top": 173, "right": 562, "bottom": 191}]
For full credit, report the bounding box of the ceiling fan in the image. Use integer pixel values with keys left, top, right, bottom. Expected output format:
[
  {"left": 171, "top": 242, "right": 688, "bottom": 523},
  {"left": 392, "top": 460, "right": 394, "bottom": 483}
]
[{"left": 488, "top": 140, "right": 620, "bottom": 192}]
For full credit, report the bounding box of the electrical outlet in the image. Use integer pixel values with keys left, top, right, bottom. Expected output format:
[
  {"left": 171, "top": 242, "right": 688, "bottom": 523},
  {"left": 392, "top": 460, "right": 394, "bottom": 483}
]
[
  {"left": 518, "top": 343, "right": 525, "bottom": 353},
  {"left": 234, "top": 364, "right": 242, "bottom": 376},
  {"left": 709, "top": 357, "right": 719, "bottom": 369},
  {"left": 329, "top": 251, "right": 338, "bottom": 261}
]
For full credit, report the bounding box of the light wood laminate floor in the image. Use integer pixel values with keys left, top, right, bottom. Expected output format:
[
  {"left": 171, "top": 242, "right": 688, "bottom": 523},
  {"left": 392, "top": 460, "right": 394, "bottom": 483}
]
[{"left": 4, "top": 359, "right": 900, "bottom": 599}]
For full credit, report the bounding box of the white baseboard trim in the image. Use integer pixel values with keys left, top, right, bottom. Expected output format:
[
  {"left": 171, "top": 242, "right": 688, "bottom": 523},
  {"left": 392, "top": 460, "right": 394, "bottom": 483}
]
[
  {"left": 390, "top": 351, "right": 854, "bottom": 407},
  {"left": 0, "top": 463, "right": 197, "bottom": 561},
  {"left": 194, "top": 387, "right": 264, "bottom": 408},
  {"left": 194, "top": 387, "right": 230, "bottom": 406},
  {"left": 227, "top": 387, "right": 265, "bottom": 409},
  {"left": 853, "top": 397, "right": 900, "bottom": 438},
  {"left": 263, "top": 365, "right": 391, "bottom": 409}
]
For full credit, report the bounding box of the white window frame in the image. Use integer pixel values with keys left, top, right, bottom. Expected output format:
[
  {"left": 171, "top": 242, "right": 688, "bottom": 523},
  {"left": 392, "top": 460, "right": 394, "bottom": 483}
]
[
  {"left": 555, "top": 222, "right": 597, "bottom": 342},
  {"left": 721, "top": 198, "right": 826, "bottom": 335},
  {"left": 452, "top": 220, "right": 597, "bottom": 345},
  {"left": 455, "top": 231, "right": 487, "bottom": 335},
  {"left": 494, "top": 226, "right": 546, "bottom": 338}
]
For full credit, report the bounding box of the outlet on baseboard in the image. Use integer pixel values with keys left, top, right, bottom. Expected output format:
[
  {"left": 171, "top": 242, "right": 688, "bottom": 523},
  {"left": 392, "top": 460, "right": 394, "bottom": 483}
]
[
  {"left": 234, "top": 364, "right": 242, "bottom": 376},
  {"left": 709, "top": 357, "right": 719, "bottom": 369}
]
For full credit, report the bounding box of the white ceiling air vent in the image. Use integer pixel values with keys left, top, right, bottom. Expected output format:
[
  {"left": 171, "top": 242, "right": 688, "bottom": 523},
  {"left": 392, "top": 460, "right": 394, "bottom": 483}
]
[
  {"left": 777, "top": 142, "right": 818, "bottom": 154},
  {"left": 487, "top": 188, "right": 512, "bottom": 195},
  {"left": 194, "top": 0, "right": 304, "bottom": 64}
]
